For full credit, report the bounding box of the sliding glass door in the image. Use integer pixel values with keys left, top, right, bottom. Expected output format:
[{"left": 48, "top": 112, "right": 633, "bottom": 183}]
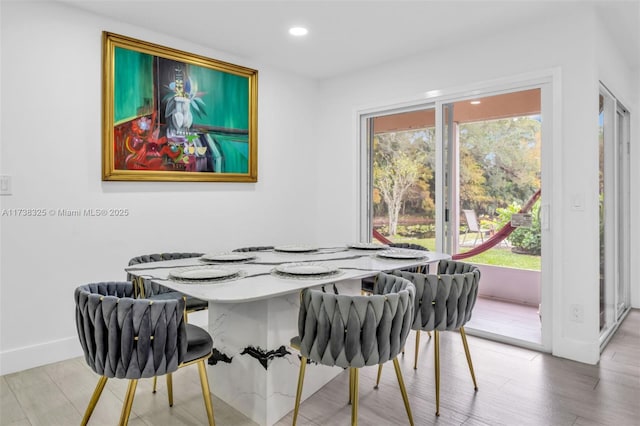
[
  {"left": 599, "top": 84, "right": 631, "bottom": 340},
  {"left": 361, "top": 84, "right": 551, "bottom": 350}
]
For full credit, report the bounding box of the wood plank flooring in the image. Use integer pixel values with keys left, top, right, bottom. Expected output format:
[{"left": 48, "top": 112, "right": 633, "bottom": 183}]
[
  {"left": 2, "top": 310, "right": 638, "bottom": 426},
  {"left": 468, "top": 296, "right": 542, "bottom": 344}
]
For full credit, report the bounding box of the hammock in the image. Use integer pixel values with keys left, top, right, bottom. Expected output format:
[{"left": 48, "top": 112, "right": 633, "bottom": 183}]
[{"left": 373, "top": 189, "right": 541, "bottom": 260}]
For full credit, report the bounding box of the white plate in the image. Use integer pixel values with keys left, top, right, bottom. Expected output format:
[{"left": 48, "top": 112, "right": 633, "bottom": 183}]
[
  {"left": 348, "top": 242, "right": 389, "bottom": 250},
  {"left": 200, "top": 252, "right": 256, "bottom": 262},
  {"left": 377, "top": 250, "right": 428, "bottom": 260},
  {"left": 274, "top": 263, "right": 339, "bottom": 276},
  {"left": 169, "top": 266, "right": 239, "bottom": 281},
  {"left": 274, "top": 245, "right": 318, "bottom": 253}
]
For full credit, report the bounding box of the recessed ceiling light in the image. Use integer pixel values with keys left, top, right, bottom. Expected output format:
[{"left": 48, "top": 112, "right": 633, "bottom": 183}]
[
  {"left": 424, "top": 90, "right": 442, "bottom": 98},
  {"left": 289, "top": 27, "right": 308, "bottom": 36},
  {"left": 470, "top": 100, "right": 481, "bottom": 105}
]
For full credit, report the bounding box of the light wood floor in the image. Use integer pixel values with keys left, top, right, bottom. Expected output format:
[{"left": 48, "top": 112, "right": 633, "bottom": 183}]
[
  {"left": 2, "top": 310, "right": 638, "bottom": 426},
  {"left": 469, "top": 297, "right": 542, "bottom": 344}
]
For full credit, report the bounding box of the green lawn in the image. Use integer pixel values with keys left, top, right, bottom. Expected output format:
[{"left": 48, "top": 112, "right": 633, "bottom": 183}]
[{"left": 392, "top": 236, "right": 541, "bottom": 271}]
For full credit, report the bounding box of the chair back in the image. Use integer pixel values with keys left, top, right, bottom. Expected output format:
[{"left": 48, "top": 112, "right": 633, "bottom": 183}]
[
  {"left": 232, "top": 246, "right": 274, "bottom": 252},
  {"left": 393, "top": 260, "right": 480, "bottom": 331},
  {"left": 463, "top": 210, "right": 480, "bottom": 232},
  {"left": 388, "top": 242, "right": 430, "bottom": 273},
  {"left": 74, "top": 282, "right": 187, "bottom": 380},
  {"left": 388, "top": 242, "right": 429, "bottom": 251},
  {"left": 127, "top": 252, "right": 203, "bottom": 296},
  {"left": 297, "top": 273, "right": 414, "bottom": 369},
  {"left": 437, "top": 259, "right": 479, "bottom": 275}
]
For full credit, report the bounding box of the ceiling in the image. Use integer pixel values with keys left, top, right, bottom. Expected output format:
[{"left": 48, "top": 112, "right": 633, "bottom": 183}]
[
  {"left": 374, "top": 89, "right": 541, "bottom": 133},
  {"left": 59, "top": 0, "right": 639, "bottom": 80}
]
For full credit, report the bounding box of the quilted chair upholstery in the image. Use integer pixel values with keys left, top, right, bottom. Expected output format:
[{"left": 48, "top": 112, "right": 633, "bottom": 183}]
[
  {"left": 386, "top": 259, "right": 481, "bottom": 416},
  {"left": 127, "top": 253, "right": 208, "bottom": 314},
  {"left": 292, "top": 272, "right": 416, "bottom": 426},
  {"left": 389, "top": 242, "right": 430, "bottom": 252},
  {"left": 404, "top": 259, "right": 480, "bottom": 332},
  {"left": 436, "top": 258, "right": 479, "bottom": 275},
  {"left": 75, "top": 282, "right": 215, "bottom": 426},
  {"left": 389, "top": 242, "right": 430, "bottom": 273}
]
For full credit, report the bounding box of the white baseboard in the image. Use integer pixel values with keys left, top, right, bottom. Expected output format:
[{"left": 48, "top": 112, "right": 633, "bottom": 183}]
[{"left": 0, "top": 336, "right": 83, "bottom": 375}]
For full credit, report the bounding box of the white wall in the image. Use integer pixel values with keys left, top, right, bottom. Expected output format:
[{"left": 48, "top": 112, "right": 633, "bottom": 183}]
[
  {"left": 314, "top": 6, "right": 638, "bottom": 364},
  {"left": 0, "top": 2, "right": 320, "bottom": 374},
  {"left": 1, "top": 1, "right": 637, "bottom": 375},
  {"left": 595, "top": 13, "right": 640, "bottom": 309}
]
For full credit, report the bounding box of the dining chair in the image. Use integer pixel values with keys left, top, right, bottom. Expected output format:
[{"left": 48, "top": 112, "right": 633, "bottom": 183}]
[
  {"left": 291, "top": 272, "right": 416, "bottom": 425},
  {"left": 361, "top": 242, "right": 429, "bottom": 294},
  {"left": 232, "top": 245, "right": 274, "bottom": 252},
  {"left": 127, "top": 252, "right": 208, "bottom": 394},
  {"left": 389, "top": 242, "right": 430, "bottom": 273},
  {"left": 74, "top": 282, "right": 216, "bottom": 425},
  {"left": 376, "top": 260, "right": 480, "bottom": 416},
  {"left": 127, "top": 252, "right": 209, "bottom": 316}
]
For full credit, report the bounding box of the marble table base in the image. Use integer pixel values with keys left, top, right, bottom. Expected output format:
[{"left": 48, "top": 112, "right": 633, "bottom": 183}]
[{"left": 206, "top": 280, "right": 361, "bottom": 426}]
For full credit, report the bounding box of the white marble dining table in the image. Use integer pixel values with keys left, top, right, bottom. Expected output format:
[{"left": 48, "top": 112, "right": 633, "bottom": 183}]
[{"left": 125, "top": 244, "right": 451, "bottom": 426}]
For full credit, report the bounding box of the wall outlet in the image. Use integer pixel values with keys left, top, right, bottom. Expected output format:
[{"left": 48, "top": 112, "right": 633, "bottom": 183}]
[{"left": 570, "top": 304, "right": 584, "bottom": 323}]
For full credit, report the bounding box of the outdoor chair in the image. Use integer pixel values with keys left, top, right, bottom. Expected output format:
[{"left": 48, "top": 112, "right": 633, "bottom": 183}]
[{"left": 461, "top": 209, "right": 492, "bottom": 246}]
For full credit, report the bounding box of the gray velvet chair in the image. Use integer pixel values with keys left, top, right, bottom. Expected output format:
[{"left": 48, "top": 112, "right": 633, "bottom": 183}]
[
  {"left": 127, "top": 253, "right": 208, "bottom": 315},
  {"left": 74, "top": 282, "right": 215, "bottom": 425},
  {"left": 361, "top": 242, "right": 430, "bottom": 294},
  {"left": 128, "top": 253, "right": 211, "bottom": 394},
  {"left": 377, "top": 259, "right": 480, "bottom": 416},
  {"left": 232, "top": 245, "right": 274, "bottom": 252},
  {"left": 291, "top": 272, "right": 416, "bottom": 425}
]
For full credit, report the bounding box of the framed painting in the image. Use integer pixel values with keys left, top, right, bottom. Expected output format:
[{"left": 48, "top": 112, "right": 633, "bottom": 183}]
[{"left": 102, "top": 32, "right": 258, "bottom": 182}]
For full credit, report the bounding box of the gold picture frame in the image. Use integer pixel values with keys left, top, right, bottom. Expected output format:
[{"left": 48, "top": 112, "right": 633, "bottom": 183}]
[{"left": 102, "top": 32, "right": 258, "bottom": 182}]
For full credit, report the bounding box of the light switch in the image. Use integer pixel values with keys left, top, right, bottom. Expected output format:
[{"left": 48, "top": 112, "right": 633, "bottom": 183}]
[
  {"left": 571, "top": 193, "right": 584, "bottom": 211},
  {"left": 0, "top": 175, "right": 12, "bottom": 195}
]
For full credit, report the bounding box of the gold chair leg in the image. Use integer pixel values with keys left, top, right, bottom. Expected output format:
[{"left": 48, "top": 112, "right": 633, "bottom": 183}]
[
  {"left": 166, "top": 373, "right": 174, "bottom": 407},
  {"left": 292, "top": 356, "right": 307, "bottom": 426},
  {"left": 459, "top": 327, "right": 478, "bottom": 390},
  {"left": 118, "top": 379, "right": 138, "bottom": 426},
  {"left": 434, "top": 330, "right": 440, "bottom": 416},
  {"left": 81, "top": 376, "right": 108, "bottom": 426},
  {"left": 351, "top": 368, "right": 359, "bottom": 426},
  {"left": 348, "top": 368, "right": 354, "bottom": 404},
  {"left": 392, "top": 358, "right": 414, "bottom": 426},
  {"left": 374, "top": 363, "right": 383, "bottom": 389},
  {"left": 197, "top": 359, "right": 216, "bottom": 426},
  {"left": 414, "top": 330, "right": 421, "bottom": 370},
  {"left": 152, "top": 376, "right": 157, "bottom": 393}
]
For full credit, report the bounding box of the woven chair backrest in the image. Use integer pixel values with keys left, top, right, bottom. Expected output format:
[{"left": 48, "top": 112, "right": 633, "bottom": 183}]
[{"left": 75, "top": 282, "right": 186, "bottom": 379}]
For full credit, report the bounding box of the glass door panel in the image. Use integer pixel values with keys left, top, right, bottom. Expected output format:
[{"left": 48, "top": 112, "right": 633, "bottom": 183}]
[
  {"left": 369, "top": 108, "right": 437, "bottom": 249},
  {"left": 443, "top": 88, "right": 543, "bottom": 345},
  {"left": 616, "top": 105, "right": 630, "bottom": 319},
  {"left": 599, "top": 84, "right": 631, "bottom": 337},
  {"left": 599, "top": 89, "right": 615, "bottom": 333}
]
